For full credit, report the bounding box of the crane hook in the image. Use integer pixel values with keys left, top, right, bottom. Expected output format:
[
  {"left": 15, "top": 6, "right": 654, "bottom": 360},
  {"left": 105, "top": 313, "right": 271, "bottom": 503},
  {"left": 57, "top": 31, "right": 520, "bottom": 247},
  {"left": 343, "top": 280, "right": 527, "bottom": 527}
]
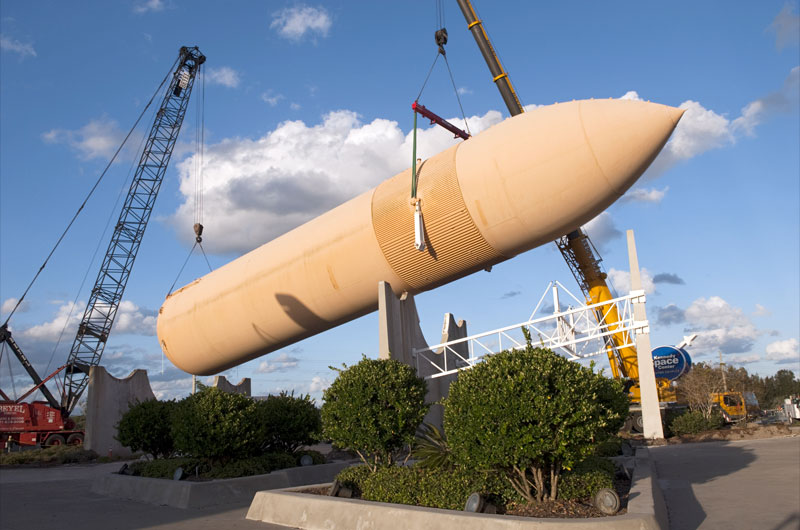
[
  {"left": 193, "top": 223, "right": 204, "bottom": 243},
  {"left": 435, "top": 28, "right": 448, "bottom": 55}
]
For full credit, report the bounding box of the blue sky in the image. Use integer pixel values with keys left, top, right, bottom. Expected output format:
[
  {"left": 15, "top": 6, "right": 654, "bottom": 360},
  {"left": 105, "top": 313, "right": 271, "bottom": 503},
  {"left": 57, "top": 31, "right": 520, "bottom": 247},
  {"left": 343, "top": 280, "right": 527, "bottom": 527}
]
[{"left": 1, "top": 1, "right": 798, "bottom": 404}]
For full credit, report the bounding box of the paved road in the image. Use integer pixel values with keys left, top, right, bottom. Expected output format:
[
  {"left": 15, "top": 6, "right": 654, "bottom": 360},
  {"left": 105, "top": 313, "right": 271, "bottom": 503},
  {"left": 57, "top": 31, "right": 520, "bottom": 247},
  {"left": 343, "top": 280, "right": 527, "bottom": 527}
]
[
  {"left": 650, "top": 436, "right": 800, "bottom": 530},
  {"left": 0, "top": 462, "right": 295, "bottom": 530}
]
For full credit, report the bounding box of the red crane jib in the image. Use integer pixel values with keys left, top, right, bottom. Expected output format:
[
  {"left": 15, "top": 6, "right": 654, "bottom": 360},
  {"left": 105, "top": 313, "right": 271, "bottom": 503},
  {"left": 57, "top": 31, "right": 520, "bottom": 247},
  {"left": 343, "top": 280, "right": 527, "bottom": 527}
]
[{"left": 412, "top": 101, "right": 470, "bottom": 140}]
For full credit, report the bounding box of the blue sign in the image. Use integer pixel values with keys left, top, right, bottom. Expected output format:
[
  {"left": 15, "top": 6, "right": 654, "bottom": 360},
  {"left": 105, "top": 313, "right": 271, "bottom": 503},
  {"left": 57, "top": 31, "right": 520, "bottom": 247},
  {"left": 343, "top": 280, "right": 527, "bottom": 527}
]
[{"left": 651, "top": 346, "right": 692, "bottom": 381}]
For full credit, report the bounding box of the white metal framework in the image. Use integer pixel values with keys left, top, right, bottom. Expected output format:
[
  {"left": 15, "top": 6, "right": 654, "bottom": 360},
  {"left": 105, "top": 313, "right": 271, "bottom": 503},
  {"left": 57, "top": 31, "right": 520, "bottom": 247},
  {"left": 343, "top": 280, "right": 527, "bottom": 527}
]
[{"left": 414, "top": 281, "right": 648, "bottom": 380}]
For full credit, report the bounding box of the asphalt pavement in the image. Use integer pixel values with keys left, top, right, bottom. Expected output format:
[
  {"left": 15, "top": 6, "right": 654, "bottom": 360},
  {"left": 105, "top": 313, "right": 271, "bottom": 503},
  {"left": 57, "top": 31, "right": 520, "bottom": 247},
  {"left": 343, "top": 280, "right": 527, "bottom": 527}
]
[
  {"left": 650, "top": 436, "right": 800, "bottom": 530},
  {"left": 0, "top": 461, "right": 294, "bottom": 530}
]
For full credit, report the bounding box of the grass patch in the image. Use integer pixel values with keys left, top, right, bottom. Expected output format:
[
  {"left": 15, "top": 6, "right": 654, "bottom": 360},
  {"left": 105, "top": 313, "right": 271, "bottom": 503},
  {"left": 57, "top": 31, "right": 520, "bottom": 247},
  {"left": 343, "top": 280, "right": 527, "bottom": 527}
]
[{"left": 0, "top": 445, "right": 98, "bottom": 467}]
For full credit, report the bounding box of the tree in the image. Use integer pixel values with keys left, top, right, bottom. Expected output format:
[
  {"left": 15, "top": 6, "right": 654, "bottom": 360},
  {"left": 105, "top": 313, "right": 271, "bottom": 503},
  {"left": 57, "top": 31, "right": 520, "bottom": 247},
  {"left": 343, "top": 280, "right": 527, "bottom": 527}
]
[
  {"left": 321, "top": 357, "right": 428, "bottom": 471},
  {"left": 443, "top": 336, "right": 628, "bottom": 503},
  {"left": 676, "top": 362, "right": 724, "bottom": 419},
  {"left": 257, "top": 391, "right": 321, "bottom": 453},
  {"left": 116, "top": 399, "right": 176, "bottom": 459}
]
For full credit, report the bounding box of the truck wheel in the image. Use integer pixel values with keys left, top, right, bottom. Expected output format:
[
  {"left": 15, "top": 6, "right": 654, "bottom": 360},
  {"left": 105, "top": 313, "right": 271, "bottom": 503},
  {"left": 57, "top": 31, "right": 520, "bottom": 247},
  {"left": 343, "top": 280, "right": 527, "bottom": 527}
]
[
  {"left": 67, "top": 433, "right": 84, "bottom": 446},
  {"left": 44, "top": 434, "right": 66, "bottom": 447}
]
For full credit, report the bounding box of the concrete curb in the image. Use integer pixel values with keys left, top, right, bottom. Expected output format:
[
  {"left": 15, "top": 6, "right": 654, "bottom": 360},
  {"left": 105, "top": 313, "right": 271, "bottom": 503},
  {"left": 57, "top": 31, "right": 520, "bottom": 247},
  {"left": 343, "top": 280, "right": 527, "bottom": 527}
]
[
  {"left": 91, "top": 460, "right": 354, "bottom": 509},
  {"left": 246, "top": 450, "right": 669, "bottom": 530}
]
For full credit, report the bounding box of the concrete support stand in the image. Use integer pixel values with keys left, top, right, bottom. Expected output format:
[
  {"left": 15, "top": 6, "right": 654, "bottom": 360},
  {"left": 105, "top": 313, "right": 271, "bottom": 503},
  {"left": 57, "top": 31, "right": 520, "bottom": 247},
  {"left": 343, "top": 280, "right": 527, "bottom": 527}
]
[
  {"left": 84, "top": 366, "right": 156, "bottom": 458},
  {"left": 627, "top": 230, "right": 664, "bottom": 440},
  {"left": 212, "top": 376, "right": 251, "bottom": 396},
  {"left": 377, "top": 281, "right": 463, "bottom": 428}
]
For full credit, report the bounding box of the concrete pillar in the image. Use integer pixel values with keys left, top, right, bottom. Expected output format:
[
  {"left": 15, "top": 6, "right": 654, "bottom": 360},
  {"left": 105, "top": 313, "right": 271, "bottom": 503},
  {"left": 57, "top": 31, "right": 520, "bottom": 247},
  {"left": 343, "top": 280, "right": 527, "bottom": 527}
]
[
  {"left": 627, "top": 230, "right": 664, "bottom": 440},
  {"left": 84, "top": 366, "right": 156, "bottom": 458},
  {"left": 212, "top": 376, "right": 251, "bottom": 396},
  {"left": 377, "top": 281, "right": 462, "bottom": 428}
]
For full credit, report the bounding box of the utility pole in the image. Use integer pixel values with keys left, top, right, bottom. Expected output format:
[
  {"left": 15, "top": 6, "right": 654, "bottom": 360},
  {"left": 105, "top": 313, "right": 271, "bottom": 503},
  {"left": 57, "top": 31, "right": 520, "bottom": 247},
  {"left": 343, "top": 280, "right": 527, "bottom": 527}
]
[{"left": 719, "top": 351, "right": 727, "bottom": 391}]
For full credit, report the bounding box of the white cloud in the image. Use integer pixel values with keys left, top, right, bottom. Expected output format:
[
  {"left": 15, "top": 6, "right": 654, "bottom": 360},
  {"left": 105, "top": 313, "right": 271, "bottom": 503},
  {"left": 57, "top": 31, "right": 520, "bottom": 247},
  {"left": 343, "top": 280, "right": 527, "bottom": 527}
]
[
  {"left": 732, "top": 66, "right": 799, "bottom": 136},
  {"left": 727, "top": 354, "right": 761, "bottom": 365},
  {"left": 42, "top": 117, "right": 126, "bottom": 160},
  {"left": 769, "top": 3, "right": 800, "bottom": 50},
  {"left": 684, "top": 296, "right": 761, "bottom": 354},
  {"left": 133, "top": 0, "right": 165, "bottom": 14},
  {"left": 169, "top": 108, "right": 502, "bottom": 253},
  {"left": 19, "top": 302, "right": 81, "bottom": 342},
  {"left": 112, "top": 300, "right": 157, "bottom": 335},
  {"left": 261, "top": 91, "right": 284, "bottom": 107},
  {"left": 607, "top": 267, "right": 656, "bottom": 295},
  {"left": 0, "top": 34, "right": 36, "bottom": 59},
  {"left": 765, "top": 338, "right": 799, "bottom": 363},
  {"left": 753, "top": 303, "right": 771, "bottom": 317},
  {"left": 256, "top": 353, "right": 299, "bottom": 373},
  {"left": 207, "top": 66, "right": 241, "bottom": 88},
  {"left": 271, "top": 5, "right": 332, "bottom": 41},
  {"left": 309, "top": 375, "right": 330, "bottom": 393},
  {"left": 621, "top": 186, "right": 668, "bottom": 204},
  {"left": 582, "top": 211, "right": 622, "bottom": 251},
  {"left": 457, "top": 87, "right": 472, "bottom": 95},
  {"left": 1, "top": 297, "right": 30, "bottom": 316},
  {"left": 290, "top": 102, "right": 302, "bottom": 111}
]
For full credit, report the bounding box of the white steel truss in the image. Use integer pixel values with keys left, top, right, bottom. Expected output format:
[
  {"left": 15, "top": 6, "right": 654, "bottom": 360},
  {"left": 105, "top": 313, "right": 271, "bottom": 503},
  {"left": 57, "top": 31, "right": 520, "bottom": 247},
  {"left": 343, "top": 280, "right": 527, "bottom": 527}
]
[{"left": 413, "top": 281, "right": 648, "bottom": 380}]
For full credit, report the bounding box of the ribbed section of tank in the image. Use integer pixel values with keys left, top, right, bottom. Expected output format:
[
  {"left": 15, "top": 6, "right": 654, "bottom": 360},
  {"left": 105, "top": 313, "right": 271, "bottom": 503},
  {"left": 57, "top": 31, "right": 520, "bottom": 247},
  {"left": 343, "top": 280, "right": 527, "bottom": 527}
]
[{"left": 157, "top": 99, "right": 683, "bottom": 375}]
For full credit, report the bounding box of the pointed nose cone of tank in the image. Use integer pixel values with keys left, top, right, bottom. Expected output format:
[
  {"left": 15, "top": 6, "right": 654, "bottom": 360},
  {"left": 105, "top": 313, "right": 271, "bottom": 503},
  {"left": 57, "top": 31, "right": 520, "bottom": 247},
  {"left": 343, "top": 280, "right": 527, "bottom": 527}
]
[{"left": 580, "top": 99, "right": 684, "bottom": 195}]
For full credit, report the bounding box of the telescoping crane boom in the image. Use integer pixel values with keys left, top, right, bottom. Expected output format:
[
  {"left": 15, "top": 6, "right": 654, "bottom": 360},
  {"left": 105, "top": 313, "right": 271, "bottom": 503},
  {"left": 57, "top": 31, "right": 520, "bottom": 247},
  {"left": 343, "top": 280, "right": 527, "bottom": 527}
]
[
  {"left": 454, "top": 1, "right": 648, "bottom": 401},
  {"left": 1, "top": 46, "right": 205, "bottom": 423}
]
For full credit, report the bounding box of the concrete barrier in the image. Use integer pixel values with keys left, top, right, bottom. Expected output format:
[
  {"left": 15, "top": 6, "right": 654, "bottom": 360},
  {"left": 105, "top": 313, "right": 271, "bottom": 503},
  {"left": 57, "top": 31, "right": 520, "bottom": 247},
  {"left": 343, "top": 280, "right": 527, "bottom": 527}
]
[
  {"left": 246, "top": 450, "right": 669, "bottom": 530},
  {"left": 92, "top": 461, "right": 354, "bottom": 509}
]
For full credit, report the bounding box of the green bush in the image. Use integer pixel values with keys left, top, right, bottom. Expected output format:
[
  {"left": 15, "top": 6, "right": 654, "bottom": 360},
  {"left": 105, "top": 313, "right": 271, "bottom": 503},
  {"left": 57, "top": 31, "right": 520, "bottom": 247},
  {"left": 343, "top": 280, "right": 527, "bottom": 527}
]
[
  {"left": 321, "top": 357, "right": 428, "bottom": 470},
  {"left": 558, "top": 456, "right": 615, "bottom": 500},
  {"left": 335, "top": 464, "right": 373, "bottom": 497},
  {"left": 361, "top": 465, "right": 521, "bottom": 510},
  {"left": 443, "top": 334, "right": 629, "bottom": 502},
  {"left": 116, "top": 399, "right": 177, "bottom": 459},
  {"left": 171, "top": 387, "right": 265, "bottom": 465},
  {"left": 593, "top": 437, "right": 622, "bottom": 457},
  {"left": 257, "top": 391, "right": 321, "bottom": 453},
  {"left": 670, "top": 410, "right": 725, "bottom": 436},
  {"left": 128, "top": 452, "right": 297, "bottom": 479},
  {"left": 412, "top": 423, "right": 454, "bottom": 469},
  {"left": 0, "top": 446, "right": 98, "bottom": 466}
]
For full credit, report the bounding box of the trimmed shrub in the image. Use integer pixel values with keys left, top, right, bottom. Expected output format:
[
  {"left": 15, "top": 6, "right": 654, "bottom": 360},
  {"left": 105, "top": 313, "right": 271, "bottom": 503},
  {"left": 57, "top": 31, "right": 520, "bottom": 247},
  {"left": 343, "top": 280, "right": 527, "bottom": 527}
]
[
  {"left": 558, "top": 456, "right": 615, "bottom": 500},
  {"left": 116, "top": 399, "right": 176, "bottom": 458},
  {"left": 128, "top": 452, "right": 297, "bottom": 479},
  {"left": 670, "top": 410, "right": 724, "bottom": 436},
  {"left": 443, "top": 335, "right": 629, "bottom": 502},
  {"left": 0, "top": 446, "right": 98, "bottom": 467},
  {"left": 360, "top": 465, "right": 521, "bottom": 510},
  {"left": 128, "top": 457, "right": 206, "bottom": 478},
  {"left": 321, "top": 357, "right": 428, "bottom": 470},
  {"left": 593, "top": 437, "right": 622, "bottom": 457},
  {"left": 257, "top": 391, "right": 321, "bottom": 453},
  {"left": 335, "top": 464, "right": 373, "bottom": 497},
  {"left": 171, "top": 387, "right": 265, "bottom": 465}
]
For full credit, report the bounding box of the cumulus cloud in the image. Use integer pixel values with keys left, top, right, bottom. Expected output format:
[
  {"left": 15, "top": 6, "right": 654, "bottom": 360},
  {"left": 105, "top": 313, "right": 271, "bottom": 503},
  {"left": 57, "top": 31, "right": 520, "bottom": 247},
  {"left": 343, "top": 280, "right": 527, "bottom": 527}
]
[
  {"left": 769, "top": 3, "right": 800, "bottom": 50},
  {"left": 256, "top": 353, "right": 299, "bottom": 373},
  {"left": 653, "top": 273, "right": 685, "bottom": 285},
  {"left": 727, "top": 354, "right": 761, "bottom": 365},
  {"left": 133, "top": 0, "right": 165, "bottom": 14},
  {"left": 169, "top": 109, "right": 503, "bottom": 253},
  {"left": 0, "top": 34, "right": 36, "bottom": 59},
  {"left": 753, "top": 304, "right": 771, "bottom": 317},
  {"left": 18, "top": 302, "right": 81, "bottom": 343},
  {"left": 621, "top": 186, "right": 668, "bottom": 204},
  {"left": 271, "top": 5, "right": 332, "bottom": 41},
  {"left": 112, "top": 300, "right": 157, "bottom": 335},
  {"left": 309, "top": 375, "right": 330, "bottom": 393},
  {"left": 1, "top": 297, "right": 30, "bottom": 316},
  {"left": 656, "top": 304, "right": 686, "bottom": 326},
  {"left": 582, "top": 212, "right": 622, "bottom": 252},
  {"left": 607, "top": 267, "right": 656, "bottom": 295},
  {"left": 684, "top": 296, "right": 761, "bottom": 354},
  {"left": 42, "top": 117, "right": 126, "bottom": 160},
  {"left": 765, "top": 338, "right": 799, "bottom": 363},
  {"left": 206, "top": 66, "right": 241, "bottom": 88}
]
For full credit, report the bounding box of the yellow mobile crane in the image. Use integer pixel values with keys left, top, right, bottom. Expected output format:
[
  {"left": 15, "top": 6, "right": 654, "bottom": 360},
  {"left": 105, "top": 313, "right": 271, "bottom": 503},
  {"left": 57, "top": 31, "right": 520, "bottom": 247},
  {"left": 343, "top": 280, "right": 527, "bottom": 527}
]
[{"left": 455, "top": 1, "right": 746, "bottom": 430}]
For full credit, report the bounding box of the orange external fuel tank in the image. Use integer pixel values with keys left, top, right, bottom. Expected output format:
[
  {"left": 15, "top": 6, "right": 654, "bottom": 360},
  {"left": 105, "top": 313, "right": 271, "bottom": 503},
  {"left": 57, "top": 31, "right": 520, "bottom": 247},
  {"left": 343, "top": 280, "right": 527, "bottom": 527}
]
[{"left": 157, "top": 99, "right": 683, "bottom": 375}]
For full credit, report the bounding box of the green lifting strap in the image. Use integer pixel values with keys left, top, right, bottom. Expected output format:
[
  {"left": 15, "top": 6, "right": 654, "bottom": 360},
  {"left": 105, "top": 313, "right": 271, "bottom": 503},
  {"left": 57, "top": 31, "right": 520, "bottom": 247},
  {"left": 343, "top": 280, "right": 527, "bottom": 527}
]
[{"left": 411, "top": 109, "right": 418, "bottom": 199}]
